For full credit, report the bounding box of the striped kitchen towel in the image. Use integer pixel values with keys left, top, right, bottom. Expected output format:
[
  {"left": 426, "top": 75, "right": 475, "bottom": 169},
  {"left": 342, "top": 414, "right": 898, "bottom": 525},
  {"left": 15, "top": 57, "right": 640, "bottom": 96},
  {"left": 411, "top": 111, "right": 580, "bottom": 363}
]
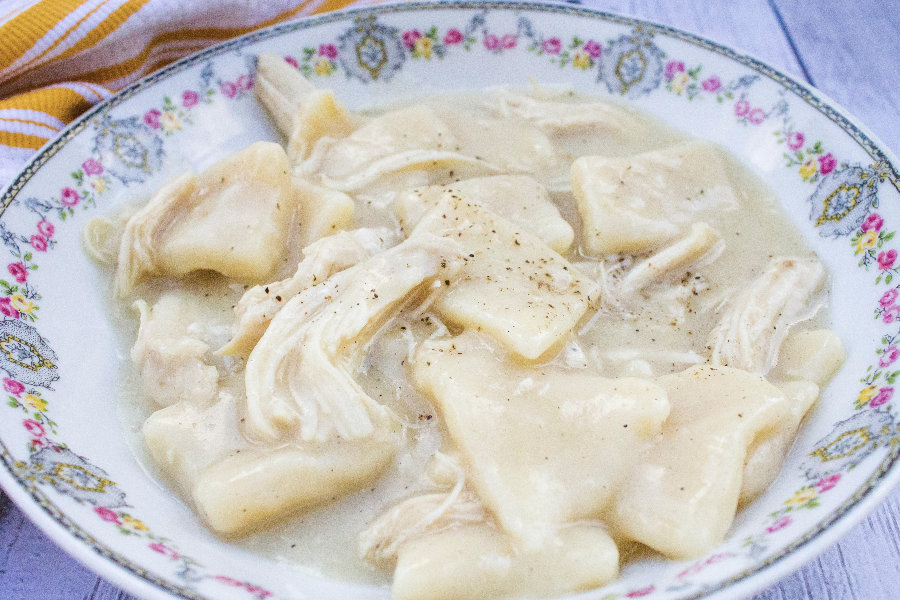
[{"left": 0, "top": 0, "right": 368, "bottom": 187}]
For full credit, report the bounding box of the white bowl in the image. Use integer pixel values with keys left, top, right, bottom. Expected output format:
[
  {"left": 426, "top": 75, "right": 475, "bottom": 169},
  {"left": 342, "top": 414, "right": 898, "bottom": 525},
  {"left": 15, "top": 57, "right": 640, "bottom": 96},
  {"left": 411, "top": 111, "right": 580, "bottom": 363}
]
[{"left": 1, "top": 2, "right": 899, "bottom": 599}]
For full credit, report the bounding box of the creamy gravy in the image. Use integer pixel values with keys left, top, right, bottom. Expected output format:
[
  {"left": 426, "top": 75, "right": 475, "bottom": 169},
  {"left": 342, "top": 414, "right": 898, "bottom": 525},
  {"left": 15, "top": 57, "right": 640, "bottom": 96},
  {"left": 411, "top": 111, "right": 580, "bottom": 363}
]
[{"left": 96, "top": 80, "right": 840, "bottom": 595}]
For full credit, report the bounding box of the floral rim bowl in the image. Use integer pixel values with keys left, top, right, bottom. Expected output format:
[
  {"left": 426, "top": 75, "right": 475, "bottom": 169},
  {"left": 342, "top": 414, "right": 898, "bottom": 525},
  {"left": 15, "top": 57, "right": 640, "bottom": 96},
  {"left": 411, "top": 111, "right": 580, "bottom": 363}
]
[{"left": 1, "top": 2, "right": 899, "bottom": 599}]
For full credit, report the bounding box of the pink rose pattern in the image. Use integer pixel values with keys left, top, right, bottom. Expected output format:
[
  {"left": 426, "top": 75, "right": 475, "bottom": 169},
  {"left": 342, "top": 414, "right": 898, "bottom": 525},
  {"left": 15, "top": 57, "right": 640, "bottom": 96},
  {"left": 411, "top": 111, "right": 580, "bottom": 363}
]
[
  {"left": 0, "top": 19, "right": 893, "bottom": 600},
  {"left": 626, "top": 585, "right": 656, "bottom": 598},
  {"left": 765, "top": 515, "right": 792, "bottom": 533},
  {"left": 816, "top": 474, "right": 842, "bottom": 493},
  {"left": 59, "top": 187, "right": 80, "bottom": 206},
  {"left": 542, "top": 37, "right": 562, "bottom": 54},
  {"left": 818, "top": 152, "right": 837, "bottom": 175},
  {"left": 37, "top": 220, "right": 54, "bottom": 237},
  {"left": 143, "top": 108, "right": 161, "bottom": 128},
  {"left": 584, "top": 39, "right": 602, "bottom": 57},
  {"left": 402, "top": 29, "right": 422, "bottom": 48},
  {"left": 94, "top": 506, "right": 122, "bottom": 524},
  {"left": 870, "top": 386, "right": 894, "bottom": 408},
  {"left": 220, "top": 80, "right": 238, "bottom": 98},
  {"left": 215, "top": 576, "right": 274, "bottom": 598},
  {"left": 4, "top": 377, "right": 24, "bottom": 396},
  {"left": 483, "top": 32, "right": 516, "bottom": 52},
  {"left": 787, "top": 131, "right": 805, "bottom": 150},
  {"left": 0, "top": 297, "right": 18, "bottom": 319},
  {"left": 863, "top": 213, "right": 884, "bottom": 232},
  {"left": 7, "top": 262, "right": 26, "bottom": 283},
  {"left": 182, "top": 90, "right": 199, "bottom": 107},
  {"left": 701, "top": 75, "right": 721, "bottom": 91},
  {"left": 318, "top": 43, "right": 338, "bottom": 59},
  {"left": 149, "top": 542, "right": 180, "bottom": 559},
  {"left": 880, "top": 346, "right": 900, "bottom": 367},
  {"left": 444, "top": 28, "right": 463, "bottom": 45},
  {"left": 879, "top": 249, "right": 897, "bottom": 270},
  {"left": 664, "top": 60, "right": 685, "bottom": 79},
  {"left": 81, "top": 158, "right": 103, "bottom": 175},
  {"left": 29, "top": 234, "right": 47, "bottom": 252}
]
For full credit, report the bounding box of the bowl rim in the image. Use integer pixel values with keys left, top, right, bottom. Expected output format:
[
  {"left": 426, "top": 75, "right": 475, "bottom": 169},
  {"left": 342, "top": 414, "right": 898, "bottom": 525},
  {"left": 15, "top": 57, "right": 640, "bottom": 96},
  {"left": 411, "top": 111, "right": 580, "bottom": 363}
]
[{"left": 1, "top": 2, "right": 898, "bottom": 599}]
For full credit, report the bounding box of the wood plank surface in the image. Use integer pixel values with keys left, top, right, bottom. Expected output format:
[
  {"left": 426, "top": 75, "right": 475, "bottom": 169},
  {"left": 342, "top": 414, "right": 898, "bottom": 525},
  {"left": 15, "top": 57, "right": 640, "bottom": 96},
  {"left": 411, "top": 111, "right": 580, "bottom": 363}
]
[
  {"left": 2, "top": 1, "right": 899, "bottom": 599},
  {"left": 770, "top": 0, "right": 900, "bottom": 152}
]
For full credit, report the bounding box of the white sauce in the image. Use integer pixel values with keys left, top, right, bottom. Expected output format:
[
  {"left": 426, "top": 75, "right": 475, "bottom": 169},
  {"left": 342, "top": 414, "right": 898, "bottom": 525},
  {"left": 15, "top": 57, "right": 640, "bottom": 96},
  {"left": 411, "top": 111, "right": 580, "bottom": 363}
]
[{"left": 98, "top": 88, "right": 837, "bottom": 591}]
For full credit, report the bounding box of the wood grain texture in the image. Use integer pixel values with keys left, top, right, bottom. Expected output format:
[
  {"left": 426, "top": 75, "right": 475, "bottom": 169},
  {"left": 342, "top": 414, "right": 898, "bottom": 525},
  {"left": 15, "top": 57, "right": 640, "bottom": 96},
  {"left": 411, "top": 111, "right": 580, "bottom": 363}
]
[
  {"left": 1, "top": 1, "right": 899, "bottom": 599},
  {"left": 771, "top": 0, "right": 900, "bottom": 153}
]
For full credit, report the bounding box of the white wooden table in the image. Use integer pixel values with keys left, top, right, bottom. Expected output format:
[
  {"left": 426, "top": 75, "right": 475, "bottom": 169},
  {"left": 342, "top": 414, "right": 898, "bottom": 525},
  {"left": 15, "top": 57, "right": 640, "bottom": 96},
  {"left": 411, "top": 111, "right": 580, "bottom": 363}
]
[{"left": 1, "top": 0, "right": 898, "bottom": 598}]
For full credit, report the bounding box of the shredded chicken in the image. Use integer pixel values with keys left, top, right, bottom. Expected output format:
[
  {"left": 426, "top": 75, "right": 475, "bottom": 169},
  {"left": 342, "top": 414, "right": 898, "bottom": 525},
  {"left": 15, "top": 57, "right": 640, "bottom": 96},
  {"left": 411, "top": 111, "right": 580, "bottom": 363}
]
[
  {"left": 131, "top": 296, "right": 218, "bottom": 408},
  {"left": 708, "top": 256, "right": 826, "bottom": 373},
  {"left": 243, "top": 233, "right": 463, "bottom": 443},
  {"left": 359, "top": 489, "right": 486, "bottom": 567},
  {"left": 219, "top": 227, "right": 399, "bottom": 356},
  {"left": 131, "top": 300, "right": 219, "bottom": 406}
]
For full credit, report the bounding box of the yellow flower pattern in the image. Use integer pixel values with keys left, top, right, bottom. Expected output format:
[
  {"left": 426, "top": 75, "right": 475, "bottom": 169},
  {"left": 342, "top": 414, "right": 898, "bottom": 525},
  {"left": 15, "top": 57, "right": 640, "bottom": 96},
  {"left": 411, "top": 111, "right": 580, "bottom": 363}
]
[
  {"left": 24, "top": 394, "right": 47, "bottom": 411},
  {"left": 785, "top": 487, "right": 817, "bottom": 506},
  {"left": 314, "top": 57, "right": 333, "bottom": 76},
  {"left": 89, "top": 176, "right": 106, "bottom": 193},
  {"left": 123, "top": 516, "right": 149, "bottom": 531},
  {"left": 415, "top": 36, "right": 433, "bottom": 59},
  {"left": 858, "top": 385, "right": 878, "bottom": 405},
  {"left": 160, "top": 111, "right": 181, "bottom": 132},
  {"left": 10, "top": 294, "right": 34, "bottom": 313},
  {"left": 799, "top": 158, "right": 818, "bottom": 180},
  {"left": 572, "top": 50, "right": 590, "bottom": 70},
  {"left": 856, "top": 230, "right": 878, "bottom": 253},
  {"left": 671, "top": 72, "right": 690, "bottom": 94}
]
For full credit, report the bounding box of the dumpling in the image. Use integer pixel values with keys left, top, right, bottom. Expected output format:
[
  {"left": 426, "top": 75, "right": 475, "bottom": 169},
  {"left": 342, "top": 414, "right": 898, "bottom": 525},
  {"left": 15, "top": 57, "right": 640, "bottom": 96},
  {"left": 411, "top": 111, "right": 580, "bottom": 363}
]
[
  {"left": 318, "top": 104, "right": 453, "bottom": 180},
  {"left": 392, "top": 523, "right": 619, "bottom": 600},
  {"left": 413, "top": 331, "right": 669, "bottom": 548},
  {"left": 292, "top": 176, "right": 355, "bottom": 247},
  {"left": 143, "top": 390, "right": 243, "bottom": 497},
  {"left": 619, "top": 222, "right": 721, "bottom": 294},
  {"left": 571, "top": 141, "right": 741, "bottom": 255},
  {"left": 409, "top": 196, "right": 598, "bottom": 360},
  {"left": 144, "top": 391, "right": 397, "bottom": 536},
  {"left": 192, "top": 436, "right": 396, "bottom": 535},
  {"left": 433, "top": 107, "right": 558, "bottom": 174},
  {"left": 393, "top": 175, "right": 574, "bottom": 253},
  {"left": 608, "top": 365, "right": 792, "bottom": 558},
  {"left": 740, "top": 379, "right": 820, "bottom": 504},
  {"left": 770, "top": 328, "right": 846, "bottom": 386},
  {"left": 115, "top": 141, "right": 296, "bottom": 296},
  {"left": 489, "top": 89, "right": 657, "bottom": 139},
  {"left": 740, "top": 328, "right": 845, "bottom": 503}
]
